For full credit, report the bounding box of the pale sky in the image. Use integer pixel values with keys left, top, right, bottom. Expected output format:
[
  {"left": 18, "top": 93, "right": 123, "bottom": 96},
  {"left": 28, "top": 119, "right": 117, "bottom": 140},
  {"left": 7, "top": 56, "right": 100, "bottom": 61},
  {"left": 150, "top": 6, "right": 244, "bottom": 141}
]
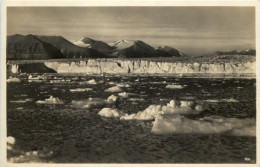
[{"left": 7, "top": 7, "right": 255, "bottom": 56}]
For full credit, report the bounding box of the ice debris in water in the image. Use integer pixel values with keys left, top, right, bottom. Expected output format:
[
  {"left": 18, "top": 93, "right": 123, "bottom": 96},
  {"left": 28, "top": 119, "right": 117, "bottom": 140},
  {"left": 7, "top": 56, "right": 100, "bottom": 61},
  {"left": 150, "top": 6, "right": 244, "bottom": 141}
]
[
  {"left": 107, "top": 95, "right": 118, "bottom": 102},
  {"left": 118, "top": 92, "right": 129, "bottom": 98},
  {"left": 98, "top": 108, "right": 120, "bottom": 118},
  {"left": 79, "top": 79, "right": 97, "bottom": 85},
  {"left": 151, "top": 115, "right": 255, "bottom": 136},
  {"left": 7, "top": 136, "right": 16, "bottom": 151},
  {"left": 70, "top": 88, "right": 93, "bottom": 92},
  {"left": 105, "top": 86, "right": 123, "bottom": 92},
  {"left": 165, "top": 84, "right": 185, "bottom": 89},
  {"left": 116, "top": 83, "right": 131, "bottom": 88},
  {"left": 120, "top": 100, "right": 203, "bottom": 121},
  {"left": 28, "top": 74, "right": 45, "bottom": 80},
  {"left": 205, "top": 98, "right": 238, "bottom": 103},
  {"left": 7, "top": 77, "right": 21, "bottom": 83},
  {"left": 36, "top": 96, "right": 64, "bottom": 104},
  {"left": 71, "top": 98, "right": 106, "bottom": 109}
]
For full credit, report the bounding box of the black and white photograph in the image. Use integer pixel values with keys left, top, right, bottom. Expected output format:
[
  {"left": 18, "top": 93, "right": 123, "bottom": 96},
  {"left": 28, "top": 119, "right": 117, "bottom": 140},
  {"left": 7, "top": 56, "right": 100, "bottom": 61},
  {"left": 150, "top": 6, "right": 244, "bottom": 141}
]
[{"left": 1, "top": 1, "right": 259, "bottom": 166}]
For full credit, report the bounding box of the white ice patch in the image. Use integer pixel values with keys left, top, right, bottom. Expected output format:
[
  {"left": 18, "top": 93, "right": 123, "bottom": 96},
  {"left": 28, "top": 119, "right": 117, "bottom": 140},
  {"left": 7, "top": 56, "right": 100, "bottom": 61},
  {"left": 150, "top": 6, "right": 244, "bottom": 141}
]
[
  {"left": 116, "top": 83, "right": 131, "bottom": 88},
  {"left": 107, "top": 95, "right": 118, "bottom": 102},
  {"left": 7, "top": 77, "right": 21, "bottom": 83},
  {"left": 127, "top": 98, "right": 145, "bottom": 102},
  {"left": 28, "top": 75, "right": 45, "bottom": 80},
  {"left": 10, "top": 98, "right": 32, "bottom": 103},
  {"left": 120, "top": 100, "right": 202, "bottom": 121},
  {"left": 152, "top": 115, "right": 255, "bottom": 136},
  {"left": 205, "top": 98, "right": 238, "bottom": 103},
  {"left": 118, "top": 92, "right": 129, "bottom": 98},
  {"left": 105, "top": 86, "right": 123, "bottom": 93},
  {"left": 71, "top": 98, "right": 106, "bottom": 109},
  {"left": 70, "top": 88, "right": 93, "bottom": 92},
  {"left": 36, "top": 96, "right": 64, "bottom": 104},
  {"left": 166, "top": 84, "right": 185, "bottom": 89},
  {"left": 98, "top": 108, "right": 120, "bottom": 118}
]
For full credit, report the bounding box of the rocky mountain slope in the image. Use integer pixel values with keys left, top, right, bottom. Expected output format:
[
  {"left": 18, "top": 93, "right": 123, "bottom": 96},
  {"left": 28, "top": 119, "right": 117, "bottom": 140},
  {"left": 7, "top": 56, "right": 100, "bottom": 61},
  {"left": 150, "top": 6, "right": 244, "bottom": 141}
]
[
  {"left": 7, "top": 34, "right": 65, "bottom": 60},
  {"left": 37, "top": 35, "right": 106, "bottom": 58}
]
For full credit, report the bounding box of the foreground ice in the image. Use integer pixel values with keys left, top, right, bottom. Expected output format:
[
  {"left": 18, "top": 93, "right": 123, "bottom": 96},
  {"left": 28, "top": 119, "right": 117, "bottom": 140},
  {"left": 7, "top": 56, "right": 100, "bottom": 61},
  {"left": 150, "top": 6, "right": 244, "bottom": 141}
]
[
  {"left": 165, "top": 84, "right": 185, "bottom": 89},
  {"left": 152, "top": 115, "right": 255, "bottom": 136},
  {"left": 7, "top": 77, "right": 21, "bottom": 83},
  {"left": 36, "top": 96, "right": 64, "bottom": 104},
  {"left": 70, "top": 88, "right": 93, "bottom": 92},
  {"left": 120, "top": 100, "right": 203, "bottom": 121},
  {"left": 79, "top": 79, "right": 97, "bottom": 85},
  {"left": 105, "top": 86, "right": 123, "bottom": 92},
  {"left": 98, "top": 108, "right": 120, "bottom": 118}
]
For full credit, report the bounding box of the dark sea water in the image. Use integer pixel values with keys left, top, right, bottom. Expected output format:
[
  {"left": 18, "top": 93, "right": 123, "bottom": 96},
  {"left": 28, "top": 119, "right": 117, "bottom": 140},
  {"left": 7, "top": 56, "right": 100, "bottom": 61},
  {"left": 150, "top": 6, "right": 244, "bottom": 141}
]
[{"left": 7, "top": 74, "right": 256, "bottom": 163}]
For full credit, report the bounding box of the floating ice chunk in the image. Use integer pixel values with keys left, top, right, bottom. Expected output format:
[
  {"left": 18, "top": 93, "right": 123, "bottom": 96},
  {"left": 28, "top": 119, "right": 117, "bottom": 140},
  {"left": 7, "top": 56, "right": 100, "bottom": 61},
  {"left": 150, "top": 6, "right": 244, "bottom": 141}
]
[
  {"left": 195, "top": 105, "right": 204, "bottom": 112},
  {"left": 165, "top": 84, "right": 185, "bottom": 89},
  {"left": 86, "top": 79, "right": 97, "bottom": 84},
  {"left": 28, "top": 75, "right": 45, "bottom": 80},
  {"left": 118, "top": 92, "right": 129, "bottom": 98},
  {"left": 10, "top": 98, "right": 32, "bottom": 103},
  {"left": 7, "top": 136, "right": 16, "bottom": 145},
  {"left": 120, "top": 100, "right": 202, "bottom": 121},
  {"left": 7, "top": 77, "right": 21, "bottom": 83},
  {"left": 16, "top": 107, "right": 24, "bottom": 110},
  {"left": 71, "top": 98, "right": 106, "bottom": 109},
  {"left": 127, "top": 98, "right": 145, "bottom": 102},
  {"left": 36, "top": 96, "right": 64, "bottom": 104},
  {"left": 107, "top": 95, "right": 118, "bottom": 102},
  {"left": 151, "top": 115, "right": 255, "bottom": 136},
  {"left": 205, "top": 98, "right": 238, "bottom": 103},
  {"left": 117, "top": 83, "right": 131, "bottom": 88},
  {"left": 98, "top": 108, "right": 120, "bottom": 118},
  {"left": 70, "top": 88, "right": 93, "bottom": 92},
  {"left": 105, "top": 86, "right": 123, "bottom": 92}
]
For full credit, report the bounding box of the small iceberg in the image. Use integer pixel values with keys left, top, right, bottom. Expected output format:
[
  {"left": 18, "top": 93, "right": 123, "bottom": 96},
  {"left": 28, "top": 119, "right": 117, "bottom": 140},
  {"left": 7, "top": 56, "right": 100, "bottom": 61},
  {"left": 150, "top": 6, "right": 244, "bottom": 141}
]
[
  {"left": 165, "top": 84, "right": 185, "bottom": 89},
  {"left": 98, "top": 108, "right": 120, "bottom": 118},
  {"left": 151, "top": 115, "right": 256, "bottom": 136},
  {"left": 71, "top": 98, "right": 106, "bottom": 109},
  {"left": 107, "top": 95, "right": 118, "bottom": 102},
  {"left": 205, "top": 98, "right": 238, "bottom": 103},
  {"left": 36, "top": 96, "right": 64, "bottom": 104},
  {"left": 70, "top": 88, "right": 93, "bottom": 92},
  {"left": 105, "top": 86, "right": 123, "bottom": 93},
  {"left": 118, "top": 92, "right": 129, "bottom": 98},
  {"left": 120, "top": 100, "right": 203, "bottom": 121},
  {"left": 79, "top": 79, "right": 97, "bottom": 85},
  {"left": 28, "top": 75, "right": 45, "bottom": 80},
  {"left": 7, "top": 77, "right": 21, "bottom": 83}
]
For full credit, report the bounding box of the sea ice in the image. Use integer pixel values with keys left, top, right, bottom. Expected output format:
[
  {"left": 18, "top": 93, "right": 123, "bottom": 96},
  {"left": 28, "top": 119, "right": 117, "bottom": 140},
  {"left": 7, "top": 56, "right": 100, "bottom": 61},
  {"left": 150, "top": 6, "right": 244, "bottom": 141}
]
[
  {"left": 105, "top": 86, "right": 123, "bottom": 93},
  {"left": 70, "top": 88, "right": 93, "bottom": 92},
  {"left": 107, "top": 95, "right": 118, "bottom": 102},
  {"left": 118, "top": 92, "right": 129, "bottom": 98},
  {"left": 98, "top": 108, "right": 120, "bottom": 118},
  {"left": 71, "top": 98, "right": 106, "bottom": 109},
  {"left": 7, "top": 77, "right": 21, "bottom": 83},
  {"left": 151, "top": 115, "right": 255, "bottom": 136},
  {"left": 165, "top": 84, "right": 185, "bottom": 89},
  {"left": 120, "top": 100, "right": 202, "bottom": 121},
  {"left": 205, "top": 98, "right": 238, "bottom": 103},
  {"left": 117, "top": 83, "right": 131, "bottom": 88},
  {"left": 36, "top": 96, "right": 64, "bottom": 104}
]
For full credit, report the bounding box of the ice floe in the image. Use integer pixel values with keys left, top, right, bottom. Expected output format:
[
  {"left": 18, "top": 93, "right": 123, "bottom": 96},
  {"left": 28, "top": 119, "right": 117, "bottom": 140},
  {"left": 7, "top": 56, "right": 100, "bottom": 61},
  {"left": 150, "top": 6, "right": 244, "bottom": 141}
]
[
  {"left": 120, "top": 100, "right": 202, "bottom": 121},
  {"left": 79, "top": 79, "right": 97, "bottom": 85},
  {"left": 36, "top": 96, "right": 64, "bottom": 104},
  {"left": 151, "top": 115, "right": 255, "bottom": 136},
  {"left": 118, "top": 92, "right": 129, "bottom": 98},
  {"left": 10, "top": 98, "right": 32, "bottom": 103},
  {"left": 116, "top": 83, "right": 131, "bottom": 88},
  {"left": 70, "top": 88, "right": 93, "bottom": 92},
  {"left": 107, "top": 95, "right": 118, "bottom": 102},
  {"left": 205, "top": 98, "right": 238, "bottom": 103},
  {"left": 98, "top": 108, "right": 120, "bottom": 118},
  {"left": 71, "top": 98, "right": 106, "bottom": 109},
  {"left": 105, "top": 86, "right": 123, "bottom": 92},
  {"left": 165, "top": 84, "right": 185, "bottom": 89},
  {"left": 7, "top": 77, "right": 21, "bottom": 83}
]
